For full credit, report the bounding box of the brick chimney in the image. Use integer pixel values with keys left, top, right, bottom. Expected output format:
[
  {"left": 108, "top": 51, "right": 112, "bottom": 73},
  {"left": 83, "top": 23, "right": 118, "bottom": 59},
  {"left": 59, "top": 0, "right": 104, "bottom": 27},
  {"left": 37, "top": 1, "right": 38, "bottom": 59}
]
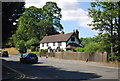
[
  {"left": 61, "top": 31, "right": 65, "bottom": 34},
  {"left": 74, "top": 29, "right": 79, "bottom": 38}
]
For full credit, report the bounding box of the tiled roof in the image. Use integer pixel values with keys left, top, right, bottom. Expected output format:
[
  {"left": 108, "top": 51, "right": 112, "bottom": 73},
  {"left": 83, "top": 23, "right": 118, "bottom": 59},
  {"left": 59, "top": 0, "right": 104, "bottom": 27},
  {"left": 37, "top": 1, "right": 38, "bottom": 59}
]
[{"left": 40, "top": 32, "right": 74, "bottom": 43}]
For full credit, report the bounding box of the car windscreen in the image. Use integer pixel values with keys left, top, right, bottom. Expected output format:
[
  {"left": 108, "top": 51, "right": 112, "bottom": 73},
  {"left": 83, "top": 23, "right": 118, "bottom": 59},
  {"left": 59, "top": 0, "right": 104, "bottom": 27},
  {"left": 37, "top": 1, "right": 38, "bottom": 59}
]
[
  {"left": 22, "top": 54, "right": 28, "bottom": 57},
  {"left": 28, "top": 54, "right": 37, "bottom": 57}
]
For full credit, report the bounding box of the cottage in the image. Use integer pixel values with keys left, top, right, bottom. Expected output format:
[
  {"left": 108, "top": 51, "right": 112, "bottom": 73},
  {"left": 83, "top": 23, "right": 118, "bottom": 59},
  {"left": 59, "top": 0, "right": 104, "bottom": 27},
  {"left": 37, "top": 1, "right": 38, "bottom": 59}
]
[{"left": 39, "top": 29, "right": 82, "bottom": 52}]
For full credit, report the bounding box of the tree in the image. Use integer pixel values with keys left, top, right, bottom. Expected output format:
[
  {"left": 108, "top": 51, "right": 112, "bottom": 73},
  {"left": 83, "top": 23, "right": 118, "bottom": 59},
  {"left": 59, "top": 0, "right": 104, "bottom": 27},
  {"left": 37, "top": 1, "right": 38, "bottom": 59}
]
[
  {"left": 13, "top": 6, "right": 44, "bottom": 41},
  {"left": 42, "top": 2, "right": 63, "bottom": 35},
  {"left": 26, "top": 38, "right": 39, "bottom": 51},
  {"left": 12, "top": 2, "right": 63, "bottom": 52},
  {"left": 77, "top": 38, "right": 105, "bottom": 53},
  {"left": 88, "top": 2, "right": 120, "bottom": 61},
  {"left": 15, "top": 40, "right": 26, "bottom": 54},
  {"left": 2, "top": 2, "right": 25, "bottom": 47}
]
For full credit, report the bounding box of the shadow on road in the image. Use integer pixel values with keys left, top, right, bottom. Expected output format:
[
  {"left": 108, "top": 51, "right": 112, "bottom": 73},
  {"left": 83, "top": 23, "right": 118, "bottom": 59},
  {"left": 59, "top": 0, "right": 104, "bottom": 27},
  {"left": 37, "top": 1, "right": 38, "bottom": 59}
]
[{"left": 2, "top": 59, "right": 102, "bottom": 80}]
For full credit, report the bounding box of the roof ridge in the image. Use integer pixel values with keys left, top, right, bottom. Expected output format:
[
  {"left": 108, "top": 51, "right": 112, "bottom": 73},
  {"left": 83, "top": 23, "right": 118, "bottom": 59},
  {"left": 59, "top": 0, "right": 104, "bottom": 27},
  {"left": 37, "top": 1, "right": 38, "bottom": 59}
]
[
  {"left": 40, "top": 32, "right": 75, "bottom": 43},
  {"left": 45, "top": 32, "right": 74, "bottom": 37}
]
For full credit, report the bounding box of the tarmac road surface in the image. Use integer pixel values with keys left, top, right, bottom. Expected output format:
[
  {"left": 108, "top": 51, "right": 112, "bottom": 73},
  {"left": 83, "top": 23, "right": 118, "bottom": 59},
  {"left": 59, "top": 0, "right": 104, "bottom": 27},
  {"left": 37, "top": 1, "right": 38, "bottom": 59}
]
[{"left": 1, "top": 55, "right": 119, "bottom": 80}]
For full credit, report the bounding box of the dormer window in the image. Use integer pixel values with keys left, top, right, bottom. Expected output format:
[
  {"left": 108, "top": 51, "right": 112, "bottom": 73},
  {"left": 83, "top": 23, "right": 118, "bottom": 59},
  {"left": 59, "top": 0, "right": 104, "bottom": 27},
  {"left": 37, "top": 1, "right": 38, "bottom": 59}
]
[{"left": 71, "top": 37, "right": 75, "bottom": 41}]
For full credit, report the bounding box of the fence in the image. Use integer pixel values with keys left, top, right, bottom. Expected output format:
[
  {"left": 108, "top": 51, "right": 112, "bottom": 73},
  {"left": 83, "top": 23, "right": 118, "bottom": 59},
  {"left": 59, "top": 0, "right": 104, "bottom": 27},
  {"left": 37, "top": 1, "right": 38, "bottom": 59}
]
[
  {"left": 40, "top": 52, "right": 108, "bottom": 62},
  {"left": 2, "top": 47, "right": 107, "bottom": 62}
]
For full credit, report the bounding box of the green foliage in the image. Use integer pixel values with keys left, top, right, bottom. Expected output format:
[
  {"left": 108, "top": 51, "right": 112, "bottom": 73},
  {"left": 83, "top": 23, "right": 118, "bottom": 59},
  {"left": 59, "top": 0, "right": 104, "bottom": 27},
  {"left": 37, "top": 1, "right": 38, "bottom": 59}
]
[
  {"left": 80, "top": 37, "right": 101, "bottom": 47},
  {"left": 31, "top": 51, "right": 40, "bottom": 55},
  {"left": 75, "top": 47, "right": 84, "bottom": 52},
  {"left": 11, "top": 2, "right": 63, "bottom": 53},
  {"left": 66, "top": 50, "right": 73, "bottom": 52},
  {"left": 88, "top": 2, "right": 120, "bottom": 61},
  {"left": 14, "top": 6, "right": 44, "bottom": 41},
  {"left": 76, "top": 38, "right": 105, "bottom": 53},
  {"left": 42, "top": 49, "right": 48, "bottom": 53},
  {"left": 15, "top": 40, "right": 26, "bottom": 53},
  {"left": 84, "top": 42, "right": 98, "bottom": 53},
  {"left": 30, "top": 46, "right": 36, "bottom": 52},
  {"left": 42, "top": 2, "right": 63, "bottom": 32},
  {"left": 26, "top": 38, "right": 39, "bottom": 49}
]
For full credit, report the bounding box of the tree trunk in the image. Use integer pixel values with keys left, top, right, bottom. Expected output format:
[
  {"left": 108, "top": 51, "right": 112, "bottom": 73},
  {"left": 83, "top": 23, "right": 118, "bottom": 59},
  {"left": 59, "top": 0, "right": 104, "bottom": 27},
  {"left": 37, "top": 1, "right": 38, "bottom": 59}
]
[
  {"left": 118, "top": 1, "right": 120, "bottom": 61},
  {"left": 110, "top": 15, "right": 114, "bottom": 61}
]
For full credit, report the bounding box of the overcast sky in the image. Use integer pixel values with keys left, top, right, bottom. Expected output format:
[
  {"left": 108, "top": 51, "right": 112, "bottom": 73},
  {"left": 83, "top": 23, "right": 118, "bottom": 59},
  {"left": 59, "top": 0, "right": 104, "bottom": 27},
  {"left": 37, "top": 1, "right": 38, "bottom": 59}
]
[{"left": 25, "top": 0, "right": 97, "bottom": 38}]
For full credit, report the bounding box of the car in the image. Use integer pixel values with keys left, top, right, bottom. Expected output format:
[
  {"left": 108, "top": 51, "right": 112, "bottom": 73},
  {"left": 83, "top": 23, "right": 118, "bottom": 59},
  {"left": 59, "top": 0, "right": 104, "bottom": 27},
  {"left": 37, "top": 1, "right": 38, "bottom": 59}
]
[
  {"left": 1, "top": 51, "right": 9, "bottom": 57},
  {"left": 20, "top": 53, "right": 38, "bottom": 63}
]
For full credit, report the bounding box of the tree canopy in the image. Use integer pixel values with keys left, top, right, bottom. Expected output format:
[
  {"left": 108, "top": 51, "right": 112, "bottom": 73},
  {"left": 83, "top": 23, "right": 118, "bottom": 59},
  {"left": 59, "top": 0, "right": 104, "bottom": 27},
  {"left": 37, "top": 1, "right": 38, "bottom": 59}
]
[
  {"left": 2, "top": 2, "right": 25, "bottom": 47},
  {"left": 76, "top": 37, "right": 105, "bottom": 53},
  {"left": 88, "top": 2, "right": 120, "bottom": 61},
  {"left": 11, "top": 2, "right": 63, "bottom": 53}
]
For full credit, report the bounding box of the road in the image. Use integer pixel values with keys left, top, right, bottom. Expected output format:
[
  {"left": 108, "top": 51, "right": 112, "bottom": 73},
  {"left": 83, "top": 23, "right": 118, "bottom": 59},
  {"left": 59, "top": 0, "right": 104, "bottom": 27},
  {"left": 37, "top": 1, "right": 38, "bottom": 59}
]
[{"left": 1, "top": 55, "right": 119, "bottom": 80}]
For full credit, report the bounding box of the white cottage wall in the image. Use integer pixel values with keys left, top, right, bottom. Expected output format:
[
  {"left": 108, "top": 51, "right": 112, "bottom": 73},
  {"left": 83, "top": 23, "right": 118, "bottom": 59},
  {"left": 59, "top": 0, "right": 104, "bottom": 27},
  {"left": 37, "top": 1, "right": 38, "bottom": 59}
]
[{"left": 40, "top": 42, "right": 66, "bottom": 51}]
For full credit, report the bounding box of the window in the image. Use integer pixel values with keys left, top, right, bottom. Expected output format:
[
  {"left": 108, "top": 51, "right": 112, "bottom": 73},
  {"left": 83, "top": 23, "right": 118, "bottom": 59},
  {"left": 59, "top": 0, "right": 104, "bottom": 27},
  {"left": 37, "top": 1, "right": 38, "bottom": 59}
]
[
  {"left": 71, "top": 37, "right": 75, "bottom": 41},
  {"left": 42, "top": 43, "right": 44, "bottom": 47},
  {"left": 47, "top": 43, "right": 49, "bottom": 46},
  {"left": 53, "top": 42, "right": 55, "bottom": 46},
  {"left": 58, "top": 42, "right": 61, "bottom": 46}
]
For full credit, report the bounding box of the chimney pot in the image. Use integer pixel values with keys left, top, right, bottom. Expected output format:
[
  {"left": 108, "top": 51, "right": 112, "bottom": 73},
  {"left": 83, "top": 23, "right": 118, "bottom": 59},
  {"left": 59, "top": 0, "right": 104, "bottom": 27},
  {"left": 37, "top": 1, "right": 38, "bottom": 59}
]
[
  {"left": 61, "top": 31, "right": 65, "bottom": 34},
  {"left": 74, "top": 29, "right": 79, "bottom": 38}
]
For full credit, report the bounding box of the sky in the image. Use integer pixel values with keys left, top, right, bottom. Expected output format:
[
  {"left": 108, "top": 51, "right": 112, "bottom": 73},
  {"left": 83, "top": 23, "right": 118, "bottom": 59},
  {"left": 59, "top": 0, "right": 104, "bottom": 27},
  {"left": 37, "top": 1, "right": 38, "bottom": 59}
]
[{"left": 25, "top": 0, "right": 98, "bottom": 38}]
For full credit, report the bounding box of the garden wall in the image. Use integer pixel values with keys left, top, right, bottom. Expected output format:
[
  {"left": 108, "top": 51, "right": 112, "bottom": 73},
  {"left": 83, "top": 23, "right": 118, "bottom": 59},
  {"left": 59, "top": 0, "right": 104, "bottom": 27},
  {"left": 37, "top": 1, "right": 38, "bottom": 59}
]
[{"left": 40, "top": 52, "right": 107, "bottom": 62}]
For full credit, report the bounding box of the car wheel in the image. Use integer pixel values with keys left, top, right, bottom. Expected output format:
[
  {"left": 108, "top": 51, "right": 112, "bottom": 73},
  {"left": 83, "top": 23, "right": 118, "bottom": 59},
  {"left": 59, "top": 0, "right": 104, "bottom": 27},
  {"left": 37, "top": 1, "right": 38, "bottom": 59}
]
[
  {"left": 34, "top": 61, "right": 38, "bottom": 64},
  {"left": 20, "top": 60, "right": 22, "bottom": 63},
  {"left": 20, "top": 59, "right": 23, "bottom": 63}
]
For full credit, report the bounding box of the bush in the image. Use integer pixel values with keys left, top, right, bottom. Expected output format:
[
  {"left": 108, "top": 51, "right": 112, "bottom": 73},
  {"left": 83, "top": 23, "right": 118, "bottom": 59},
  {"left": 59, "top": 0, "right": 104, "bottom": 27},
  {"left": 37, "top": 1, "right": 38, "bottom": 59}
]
[
  {"left": 84, "top": 42, "right": 99, "bottom": 53},
  {"left": 66, "top": 50, "right": 73, "bottom": 52},
  {"left": 60, "top": 49, "right": 65, "bottom": 52},
  {"left": 84, "top": 42, "right": 105, "bottom": 53},
  {"left": 75, "top": 47, "right": 84, "bottom": 52},
  {"left": 31, "top": 51, "right": 40, "bottom": 55},
  {"left": 42, "top": 49, "right": 48, "bottom": 53}
]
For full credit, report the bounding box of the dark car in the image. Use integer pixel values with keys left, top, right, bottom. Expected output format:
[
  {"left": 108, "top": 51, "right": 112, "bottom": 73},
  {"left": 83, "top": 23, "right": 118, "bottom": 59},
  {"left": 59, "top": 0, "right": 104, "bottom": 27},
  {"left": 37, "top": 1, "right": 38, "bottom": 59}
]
[
  {"left": 20, "top": 53, "right": 38, "bottom": 63},
  {"left": 2, "top": 51, "right": 9, "bottom": 57}
]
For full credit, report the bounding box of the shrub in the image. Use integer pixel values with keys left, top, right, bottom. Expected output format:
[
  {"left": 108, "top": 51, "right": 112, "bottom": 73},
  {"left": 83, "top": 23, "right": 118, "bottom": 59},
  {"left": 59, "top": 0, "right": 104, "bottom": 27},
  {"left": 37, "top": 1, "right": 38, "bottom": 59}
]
[
  {"left": 84, "top": 42, "right": 99, "bottom": 53},
  {"left": 31, "top": 51, "right": 40, "bottom": 55},
  {"left": 84, "top": 42, "right": 105, "bottom": 53},
  {"left": 42, "top": 49, "right": 48, "bottom": 53},
  {"left": 60, "top": 49, "right": 65, "bottom": 52},
  {"left": 66, "top": 50, "right": 73, "bottom": 52},
  {"left": 75, "top": 47, "right": 84, "bottom": 52}
]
